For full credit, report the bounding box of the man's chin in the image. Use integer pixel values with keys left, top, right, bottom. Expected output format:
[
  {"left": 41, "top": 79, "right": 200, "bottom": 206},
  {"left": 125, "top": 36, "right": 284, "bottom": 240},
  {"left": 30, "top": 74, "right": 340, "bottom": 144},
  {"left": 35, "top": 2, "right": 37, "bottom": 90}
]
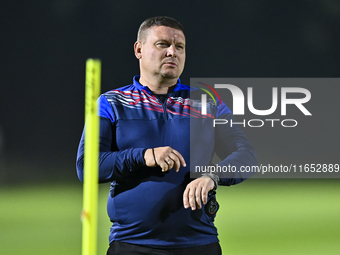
[
  {"left": 160, "top": 71, "right": 180, "bottom": 80},
  {"left": 161, "top": 74, "right": 177, "bottom": 79}
]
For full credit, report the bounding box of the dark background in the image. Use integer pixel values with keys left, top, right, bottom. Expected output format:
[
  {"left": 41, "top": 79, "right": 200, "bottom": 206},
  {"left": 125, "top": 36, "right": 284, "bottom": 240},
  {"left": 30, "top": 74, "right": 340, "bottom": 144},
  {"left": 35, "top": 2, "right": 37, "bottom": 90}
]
[{"left": 1, "top": 0, "right": 339, "bottom": 184}]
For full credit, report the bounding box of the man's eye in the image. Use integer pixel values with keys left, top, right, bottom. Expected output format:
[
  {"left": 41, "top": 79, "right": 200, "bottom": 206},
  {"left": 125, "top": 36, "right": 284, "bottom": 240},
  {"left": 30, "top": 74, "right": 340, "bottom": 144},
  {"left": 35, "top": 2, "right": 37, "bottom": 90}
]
[
  {"left": 176, "top": 45, "right": 184, "bottom": 50},
  {"left": 157, "top": 43, "right": 168, "bottom": 47}
]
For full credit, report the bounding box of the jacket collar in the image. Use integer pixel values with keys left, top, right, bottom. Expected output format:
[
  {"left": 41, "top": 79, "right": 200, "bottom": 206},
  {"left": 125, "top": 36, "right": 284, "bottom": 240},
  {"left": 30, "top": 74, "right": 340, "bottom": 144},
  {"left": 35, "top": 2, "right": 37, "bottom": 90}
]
[{"left": 133, "top": 75, "right": 182, "bottom": 93}]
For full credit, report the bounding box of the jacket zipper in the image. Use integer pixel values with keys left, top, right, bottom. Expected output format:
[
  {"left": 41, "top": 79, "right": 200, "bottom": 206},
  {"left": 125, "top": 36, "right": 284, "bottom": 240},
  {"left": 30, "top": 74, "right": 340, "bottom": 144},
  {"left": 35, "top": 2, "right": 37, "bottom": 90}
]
[{"left": 153, "top": 94, "right": 169, "bottom": 120}]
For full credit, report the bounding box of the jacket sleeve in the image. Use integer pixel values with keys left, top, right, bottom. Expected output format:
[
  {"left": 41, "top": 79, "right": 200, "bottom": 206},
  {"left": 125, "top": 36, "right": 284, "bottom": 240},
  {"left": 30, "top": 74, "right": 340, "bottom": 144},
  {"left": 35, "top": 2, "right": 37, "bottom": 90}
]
[
  {"left": 214, "top": 102, "right": 258, "bottom": 186},
  {"left": 76, "top": 95, "right": 146, "bottom": 183}
]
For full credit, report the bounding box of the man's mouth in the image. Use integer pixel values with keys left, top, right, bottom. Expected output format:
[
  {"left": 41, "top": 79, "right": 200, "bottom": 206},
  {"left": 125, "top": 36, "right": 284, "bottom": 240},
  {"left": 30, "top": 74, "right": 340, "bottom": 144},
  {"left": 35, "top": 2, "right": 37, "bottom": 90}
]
[{"left": 164, "top": 62, "right": 177, "bottom": 67}]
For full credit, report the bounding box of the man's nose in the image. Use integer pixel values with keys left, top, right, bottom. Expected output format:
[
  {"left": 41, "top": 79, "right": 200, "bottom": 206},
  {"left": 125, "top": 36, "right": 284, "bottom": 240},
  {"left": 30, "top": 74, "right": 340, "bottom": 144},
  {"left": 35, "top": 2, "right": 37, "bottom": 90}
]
[{"left": 166, "top": 45, "right": 176, "bottom": 57}]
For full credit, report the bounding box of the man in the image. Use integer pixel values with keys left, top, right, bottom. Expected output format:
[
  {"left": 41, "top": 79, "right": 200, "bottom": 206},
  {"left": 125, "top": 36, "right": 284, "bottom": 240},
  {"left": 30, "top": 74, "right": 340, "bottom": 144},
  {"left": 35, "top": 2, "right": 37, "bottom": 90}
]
[{"left": 77, "top": 16, "right": 258, "bottom": 255}]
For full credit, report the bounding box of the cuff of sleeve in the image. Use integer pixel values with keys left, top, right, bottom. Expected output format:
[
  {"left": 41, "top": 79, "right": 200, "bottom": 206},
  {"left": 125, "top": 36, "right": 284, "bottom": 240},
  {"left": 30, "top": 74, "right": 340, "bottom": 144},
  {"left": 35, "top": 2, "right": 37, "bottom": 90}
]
[
  {"left": 141, "top": 148, "right": 148, "bottom": 165},
  {"left": 129, "top": 148, "right": 148, "bottom": 169}
]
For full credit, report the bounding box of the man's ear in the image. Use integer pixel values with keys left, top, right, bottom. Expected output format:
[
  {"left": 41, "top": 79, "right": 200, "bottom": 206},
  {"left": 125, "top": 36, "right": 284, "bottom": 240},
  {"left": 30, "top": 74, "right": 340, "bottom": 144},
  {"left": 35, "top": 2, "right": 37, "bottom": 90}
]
[{"left": 134, "top": 41, "right": 142, "bottom": 59}]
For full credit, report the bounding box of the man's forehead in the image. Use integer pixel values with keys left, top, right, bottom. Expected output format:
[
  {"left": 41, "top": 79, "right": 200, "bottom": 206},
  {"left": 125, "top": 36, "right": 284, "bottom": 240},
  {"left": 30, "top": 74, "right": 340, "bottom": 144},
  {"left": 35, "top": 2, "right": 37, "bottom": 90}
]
[{"left": 145, "top": 25, "right": 185, "bottom": 42}]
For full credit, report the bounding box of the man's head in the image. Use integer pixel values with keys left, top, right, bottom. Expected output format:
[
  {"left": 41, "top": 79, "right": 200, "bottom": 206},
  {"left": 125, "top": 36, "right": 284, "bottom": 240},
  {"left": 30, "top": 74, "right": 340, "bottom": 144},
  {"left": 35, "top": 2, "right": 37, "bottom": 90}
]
[
  {"left": 137, "top": 16, "right": 184, "bottom": 43},
  {"left": 134, "top": 16, "right": 186, "bottom": 90}
]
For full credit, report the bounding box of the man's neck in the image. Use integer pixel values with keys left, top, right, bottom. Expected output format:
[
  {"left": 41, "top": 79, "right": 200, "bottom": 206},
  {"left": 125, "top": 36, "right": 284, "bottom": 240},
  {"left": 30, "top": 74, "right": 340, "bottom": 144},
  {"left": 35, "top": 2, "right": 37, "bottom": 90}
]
[{"left": 139, "top": 75, "right": 177, "bottom": 94}]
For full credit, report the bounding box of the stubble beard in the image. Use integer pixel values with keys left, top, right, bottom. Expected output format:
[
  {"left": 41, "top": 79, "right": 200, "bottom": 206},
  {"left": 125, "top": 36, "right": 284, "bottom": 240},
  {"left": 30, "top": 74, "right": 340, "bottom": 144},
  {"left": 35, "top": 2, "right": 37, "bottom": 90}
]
[
  {"left": 159, "top": 66, "right": 180, "bottom": 80},
  {"left": 161, "top": 73, "right": 177, "bottom": 79}
]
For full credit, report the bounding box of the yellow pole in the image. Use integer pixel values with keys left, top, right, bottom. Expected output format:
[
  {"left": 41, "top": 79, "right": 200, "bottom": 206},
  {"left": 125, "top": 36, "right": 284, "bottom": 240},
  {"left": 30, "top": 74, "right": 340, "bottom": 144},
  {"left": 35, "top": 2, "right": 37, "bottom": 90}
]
[{"left": 82, "top": 59, "right": 101, "bottom": 255}]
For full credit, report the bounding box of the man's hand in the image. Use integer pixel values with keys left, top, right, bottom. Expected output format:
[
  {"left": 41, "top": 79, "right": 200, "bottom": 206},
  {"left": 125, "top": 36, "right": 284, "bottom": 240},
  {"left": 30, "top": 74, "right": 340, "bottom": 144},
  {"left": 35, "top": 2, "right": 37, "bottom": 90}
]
[
  {"left": 144, "top": 146, "right": 186, "bottom": 172},
  {"left": 183, "top": 176, "right": 215, "bottom": 210}
]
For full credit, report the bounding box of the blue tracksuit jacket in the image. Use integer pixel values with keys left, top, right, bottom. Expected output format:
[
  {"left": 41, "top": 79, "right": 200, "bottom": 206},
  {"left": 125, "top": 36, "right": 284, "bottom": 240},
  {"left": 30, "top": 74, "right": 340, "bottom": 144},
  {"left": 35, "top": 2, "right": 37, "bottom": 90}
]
[{"left": 76, "top": 76, "right": 258, "bottom": 248}]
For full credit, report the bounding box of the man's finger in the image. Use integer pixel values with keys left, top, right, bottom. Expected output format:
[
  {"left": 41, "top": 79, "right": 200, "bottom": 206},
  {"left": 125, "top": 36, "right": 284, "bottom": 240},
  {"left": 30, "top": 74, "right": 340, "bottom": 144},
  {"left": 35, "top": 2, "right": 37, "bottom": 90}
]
[
  {"left": 159, "top": 160, "right": 169, "bottom": 172},
  {"left": 169, "top": 152, "right": 181, "bottom": 172},
  {"left": 195, "top": 186, "right": 202, "bottom": 209},
  {"left": 172, "top": 149, "right": 186, "bottom": 168},
  {"left": 201, "top": 185, "right": 208, "bottom": 204},
  {"left": 165, "top": 158, "right": 174, "bottom": 170},
  {"left": 183, "top": 187, "right": 190, "bottom": 209},
  {"left": 188, "top": 186, "right": 196, "bottom": 210}
]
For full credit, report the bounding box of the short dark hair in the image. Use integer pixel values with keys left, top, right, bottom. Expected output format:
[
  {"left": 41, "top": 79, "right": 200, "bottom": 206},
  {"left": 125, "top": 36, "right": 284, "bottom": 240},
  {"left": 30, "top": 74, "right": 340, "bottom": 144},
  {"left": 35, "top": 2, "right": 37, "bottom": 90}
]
[{"left": 137, "top": 16, "right": 184, "bottom": 42}]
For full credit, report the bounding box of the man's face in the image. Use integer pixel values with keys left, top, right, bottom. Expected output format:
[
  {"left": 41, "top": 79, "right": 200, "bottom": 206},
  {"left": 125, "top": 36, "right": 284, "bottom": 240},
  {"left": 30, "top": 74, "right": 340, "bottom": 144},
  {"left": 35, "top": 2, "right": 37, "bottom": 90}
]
[{"left": 136, "top": 25, "right": 186, "bottom": 81}]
